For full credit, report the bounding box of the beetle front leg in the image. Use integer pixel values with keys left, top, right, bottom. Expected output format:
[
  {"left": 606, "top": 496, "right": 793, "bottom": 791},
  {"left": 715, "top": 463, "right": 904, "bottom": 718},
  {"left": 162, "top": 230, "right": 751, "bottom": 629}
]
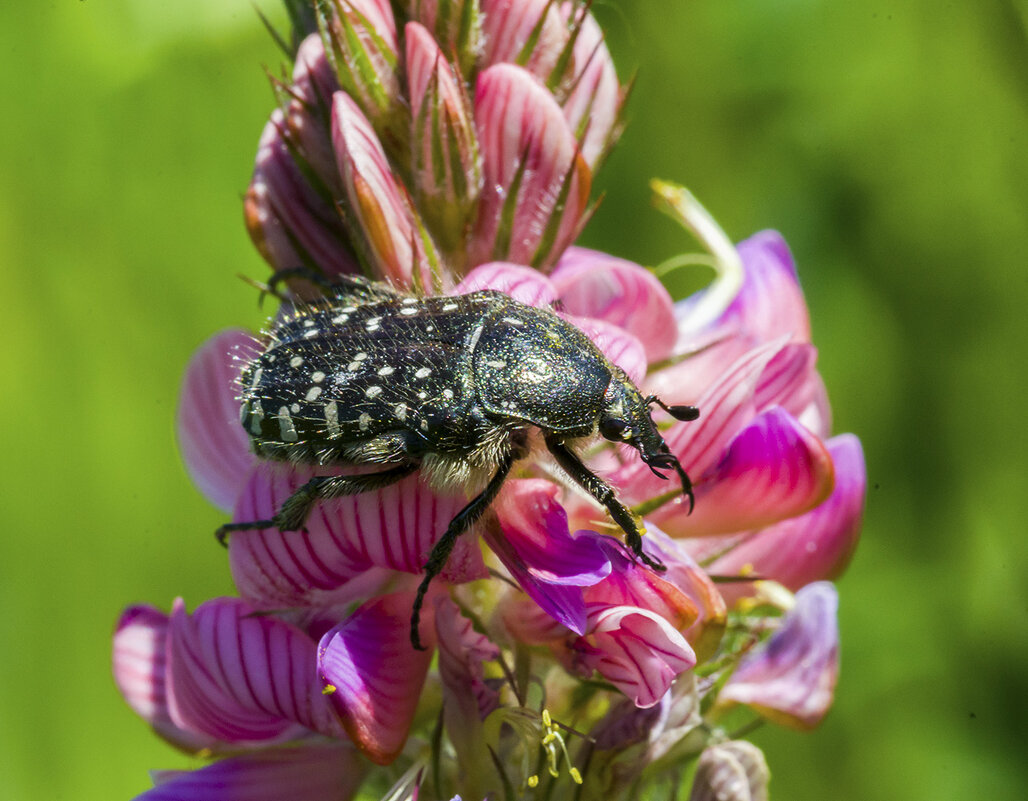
[
  {"left": 545, "top": 436, "right": 666, "bottom": 572},
  {"left": 409, "top": 450, "right": 518, "bottom": 651},
  {"left": 215, "top": 462, "right": 418, "bottom": 545}
]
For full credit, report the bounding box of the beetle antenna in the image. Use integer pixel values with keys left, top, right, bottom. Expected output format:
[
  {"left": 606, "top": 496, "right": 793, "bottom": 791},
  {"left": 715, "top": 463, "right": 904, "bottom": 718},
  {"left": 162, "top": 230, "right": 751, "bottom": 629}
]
[{"left": 645, "top": 395, "right": 700, "bottom": 422}]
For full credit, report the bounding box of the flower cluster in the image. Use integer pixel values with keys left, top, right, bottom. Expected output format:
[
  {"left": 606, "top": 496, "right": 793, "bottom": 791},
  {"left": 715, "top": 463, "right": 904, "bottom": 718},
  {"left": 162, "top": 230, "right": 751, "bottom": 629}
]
[{"left": 113, "top": 2, "right": 865, "bottom": 799}]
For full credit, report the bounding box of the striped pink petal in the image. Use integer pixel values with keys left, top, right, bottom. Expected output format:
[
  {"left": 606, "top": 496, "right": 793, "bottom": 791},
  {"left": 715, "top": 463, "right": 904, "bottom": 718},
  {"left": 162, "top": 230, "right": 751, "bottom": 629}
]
[
  {"left": 719, "top": 582, "right": 839, "bottom": 729},
  {"left": 287, "top": 34, "right": 343, "bottom": 187},
  {"left": 708, "top": 435, "right": 865, "bottom": 596},
  {"left": 229, "top": 463, "right": 486, "bottom": 607},
  {"left": 436, "top": 596, "right": 501, "bottom": 721},
  {"left": 487, "top": 479, "right": 612, "bottom": 635},
  {"left": 566, "top": 314, "right": 647, "bottom": 385},
  {"left": 135, "top": 744, "right": 365, "bottom": 801},
  {"left": 318, "top": 591, "right": 436, "bottom": 764},
  {"left": 113, "top": 605, "right": 224, "bottom": 754},
  {"left": 177, "top": 330, "right": 257, "bottom": 513},
  {"left": 557, "top": 3, "right": 622, "bottom": 167},
  {"left": 552, "top": 247, "right": 677, "bottom": 362},
  {"left": 165, "top": 598, "right": 343, "bottom": 743},
  {"left": 648, "top": 407, "right": 835, "bottom": 538},
  {"left": 574, "top": 606, "right": 696, "bottom": 708},
  {"left": 470, "top": 64, "right": 591, "bottom": 270},
  {"left": 245, "top": 111, "right": 358, "bottom": 277},
  {"left": 332, "top": 92, "right": 438, "bottom": 289},
  {"left": 480, "top": 0, "right": 567, "bottom": 78},
  {"left": 454, "top": 261, "right": 559, "bottom": 307}
]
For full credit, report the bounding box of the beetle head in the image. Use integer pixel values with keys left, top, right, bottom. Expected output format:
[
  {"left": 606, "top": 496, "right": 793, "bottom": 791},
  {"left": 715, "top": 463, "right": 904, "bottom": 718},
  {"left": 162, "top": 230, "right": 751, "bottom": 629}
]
[{"left": 598, "top": 378, "right": 699, "bottom": 510}]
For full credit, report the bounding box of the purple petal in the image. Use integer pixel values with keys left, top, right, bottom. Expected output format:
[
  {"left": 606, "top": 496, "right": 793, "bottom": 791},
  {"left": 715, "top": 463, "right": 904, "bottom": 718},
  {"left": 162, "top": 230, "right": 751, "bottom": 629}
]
[
  {"left": 486, "top": 479, "right": 612, "bottom": 634},
  {"left": 565, "top": 314, "right": 648, "bottom": 385},
  {"left": 165, "top": 598, "right": 342, "bottom": 744},
  {"left": 719, "top": 582, "right": 840, "bottom": 729},
  {"left": 331, "top": 91, "right": 438, "bottom": 289},
  {"left": 286, "top": 35, "right": 342, "bottom": 189},
  {"left": 134, "top": 745, "right": 365, "bottom": 801},
  {"left": 575, "top": 606, "right": 696, "bottom": 708},
  {"left": 552, "top": 247, "right": 677, "bottom": 362},
  {"left": 708, "top": 435, "right": 865, "bottom": 594},
  {"left": 677, "top": 231, "right": 810, "bottom": 345},
  {"left": 177, "top": 330, "right": 257, "bottom": 513},
  {"left": 454, "top": 261, "right": 559, "bottom": 307},
  {"left": 470, "top": 63, "right": 591, "bottom": 270},
  {"left": 435, "top": 597, "right": 501, "bottom": 720},
  {"left": 649, "top": 407, "right": 835, "bottom": 538},
  {"left": 113, "top": 605, "right": 223, "bottom": 754},
  {"left": 229, "top": 464, "right": 486, "bottom": 607},
  {"left": 318, "top": 592, "right": 435, "bottom": 764}
]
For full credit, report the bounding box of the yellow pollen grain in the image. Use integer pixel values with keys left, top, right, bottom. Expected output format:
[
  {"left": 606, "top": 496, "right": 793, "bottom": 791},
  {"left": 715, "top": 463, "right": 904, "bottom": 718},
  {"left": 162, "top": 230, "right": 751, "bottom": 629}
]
[{"left": 322, "top": 685, "right": 337, "bottom": 695}]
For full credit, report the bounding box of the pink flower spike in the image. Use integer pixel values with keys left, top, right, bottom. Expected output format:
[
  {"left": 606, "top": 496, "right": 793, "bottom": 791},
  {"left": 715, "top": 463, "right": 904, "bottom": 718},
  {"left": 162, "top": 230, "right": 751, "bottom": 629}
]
[
  {"left": 331, "top": 91, "right": 439, "bottom": 290},
  {"left": 552, "top": 247, "right": 678, "bottom": 362},
  {"left": 719, "top": 582, "right": 840, "bottom": 730},
  {"left": 229, "top": 464, "right": 485, "bottom": 608},
  {"left": 403, "top": 1, "right": 482, "bottom": 74},
  {"left": 575, "top": 606, "right": 696, "bottom": 708},
  {"left": 471, "top": 63, "right": 592, "bottom": 270},
  {"left": 287, "top": 35, "right": 344, "bottom": 186},
  {"left": 708, "top": 435, "right": 866, "bottom": 595},
  {"left": 648, "top": 406, "right": 835, "bottom": 538},
  {"left": 165, "top": 598, "right": 343, "bottom": 744},
  {"left": 318, "top": 591, "right": 437, "bottom": 764},
  {"left": 113, "top": 605, "right": 223, "bottom": 754},
  {"left": 134, "top": 744, "right": 366, "bottom": 801},
  {"left": 454, "top": 261, "right": 559, "bottom": 307},
  {"left": 177, "top": 330, "right": 258, "bottom": 513},
  {"left": 480, "top": 0, "right": 567, "bottom": 78},
  {"left": 487, "top": 479, "right": 612, "bottom": 634}
]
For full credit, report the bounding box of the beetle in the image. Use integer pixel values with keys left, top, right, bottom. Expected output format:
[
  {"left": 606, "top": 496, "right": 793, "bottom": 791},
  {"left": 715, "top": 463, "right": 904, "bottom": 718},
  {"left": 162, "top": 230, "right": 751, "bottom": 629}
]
[{"left": 218, "top": 273, "right": 699, "bottom": 649}]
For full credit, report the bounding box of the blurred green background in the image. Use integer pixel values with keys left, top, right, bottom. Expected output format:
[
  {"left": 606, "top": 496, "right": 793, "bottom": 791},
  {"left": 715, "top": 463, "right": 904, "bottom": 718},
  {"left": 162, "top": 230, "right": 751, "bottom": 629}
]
[{"left": 1, "top": 1, "right": 1025, "bottom": 799}]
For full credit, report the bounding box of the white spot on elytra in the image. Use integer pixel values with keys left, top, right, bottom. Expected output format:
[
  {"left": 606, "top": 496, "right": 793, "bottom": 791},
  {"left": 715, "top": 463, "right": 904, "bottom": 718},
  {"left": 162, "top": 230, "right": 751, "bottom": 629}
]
[
  {"left": 249, "top": 400, "right": 264, "bottom": 435},
  {"left": 418, "top": 391, "right": 428, "bottom": 399},
  {"left": 502, "top": 317, "right": 524, "bottom": 326},
  {"left": 486, "top": 360, "right": 506, "bottom": 369},
  {"left": 347, "top": 361, "right": 362, "bottom": 371},
  {"left": 366, "top": 323, "right": 381, "bottom": 332},
  {"left": 311, "top": 371, "right": 325, "bottom": 383},
  {"left": 332, "top": 313, "right": 350, "bottom": 324},
  {"left": 442, "top": 302, "right": 458, "bottom": 311},
  {"left": 426, "top": 325, "right": 435, "bottom": 332},
  {"left": 354, "top": 352, "right": 367, "bottom": 361},
  {"left": 277, "top": 406, "right": 298, "bottom": 442},
  {"left": 340, "top": 306, "right": 357, "bottom": 313},
  {"left": 290, "top": 403, "right": 301, "bottom": 413},
  {"left": 303, "top": 318, "right": 315, "bottom": 327},
  {"left": 366, "top": 385, "right": 383, "bottom": 398},
  {"left": 290, "top": 356, "right": 304, "bottom": 368},
  {"left": 358, "top": 412, "right": 371, "bottom": 431},
  {"left": 402, "top": 297, "right": 418, "bottom": 305},
  {"left": 306, "top": 386, "right": 322, "bottom": 401},
  {"left": 415, "top": 367, "right": 432, "bottom": 378},
  {"left": 377, "top": 366, "right": 394, "bottom": 376},
  {"left": 442, "top": 389, "right": 454, "bottom": 400},
  {"left": 366, "top": 316, "right": 382, "bottom": 326},
  {"left": 250, "top": 367, "right": 263, "bottom": 387},
  {"left": 303, "top": 329, "right": 319, "bottom": 338},
  {"left": 325, "top": 402, "right": 339, "bottom": 435},
  {"left": 420, "top": 420, "right": 429, "bottom": 431},
  {"left": 394, "top": 403, "right": 407, "bottom": 421}
]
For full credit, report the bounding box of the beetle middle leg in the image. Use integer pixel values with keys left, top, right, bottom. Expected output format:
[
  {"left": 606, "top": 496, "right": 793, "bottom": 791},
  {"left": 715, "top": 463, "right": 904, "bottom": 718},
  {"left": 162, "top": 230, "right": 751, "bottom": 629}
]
[
  {"left": 215, "top": 462, "right": 418, "bottom": 545},
  {"left": 545, "top": 435, "right": 666, "bottom": 572},
  {"left": 409, "top": 450, "right": 519, "bottom": 651}
]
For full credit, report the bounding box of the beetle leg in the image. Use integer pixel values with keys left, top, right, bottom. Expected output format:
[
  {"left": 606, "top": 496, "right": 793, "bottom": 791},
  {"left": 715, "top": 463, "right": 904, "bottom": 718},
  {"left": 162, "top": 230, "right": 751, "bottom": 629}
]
[
  {"left": 545, "top": 436, "right": 667, "bottom": 572},
  {"left": 215, "top": 462, "right": 418, "bottom": 545},
  {"left": 409, "top": 450, "right": 518, "bottom": 651}
]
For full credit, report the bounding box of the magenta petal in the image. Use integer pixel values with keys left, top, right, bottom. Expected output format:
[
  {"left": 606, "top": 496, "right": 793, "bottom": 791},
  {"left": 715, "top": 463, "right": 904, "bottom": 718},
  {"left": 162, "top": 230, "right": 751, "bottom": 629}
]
[
  {"left": 719, "top": 582, "right": 840, "bottom": 729},
  {"left": 134, "top": 745, "right": 365, "bottom": 801},
  {"left": 318, "top": 592, "right": 435, "bottom": 764},
  {"left": 113, "top": 605, "right": 222, "bottom": 754},
  {"left": 177, "top": 330, "right": 257, "bottom": 513},
  {"left": 566, "top": 314, "right": 648, "bottom": 385},
  {"left": 435, "top": 596, "right": 501, "bottom": 720},
  {"left": 229, "top": 464, "right": 485, "bottom": 607},
  {"left": 487, "top": 479, "right": 612, "bottom": 634},
  {"left": 480, "top": 0, "right": 566, "bottom": 78},
  {"left": 454, "top": 262, "right": 559, "bottom": 307},
  {"left": 650, "top": 407, "right": 835, "bottom": 538},
  {"left": 471, "top": 63, "right": 591, "bottom": 269},
  {"left": 165, "top": 598, "right": 342, "bottom": 744},
  {"left": 576, "top": 606, "right": 696, "bottom": 708},
  {"left": 552, "top": 247, "right": 677, "bottom": 362},
  {"left": 709, "top": 435, "right": 866, "bottom": 592}
]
